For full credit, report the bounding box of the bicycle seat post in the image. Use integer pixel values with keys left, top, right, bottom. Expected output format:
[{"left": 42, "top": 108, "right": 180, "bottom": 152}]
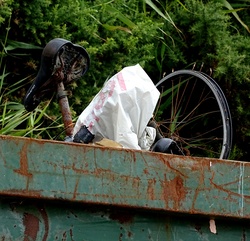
[
  {"left": 23, "top": 38, "right": 90, "bottom": 141},
  {"left": 57, "top": 81, "right": 74, "bottom": 138}
]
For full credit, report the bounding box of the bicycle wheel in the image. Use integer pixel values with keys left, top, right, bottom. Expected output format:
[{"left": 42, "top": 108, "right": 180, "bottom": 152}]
[{"left": 154, "top": 70, "right": 232, "bottom": 159}]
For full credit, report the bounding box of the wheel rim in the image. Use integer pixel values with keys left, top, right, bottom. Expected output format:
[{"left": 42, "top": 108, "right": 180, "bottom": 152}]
[{"left": 155, "top": 70, "right": 232, "bottom": 159}]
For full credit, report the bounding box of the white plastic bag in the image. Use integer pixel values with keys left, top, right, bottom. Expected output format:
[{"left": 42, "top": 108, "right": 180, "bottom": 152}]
[{"left": 73, "top": 64, "right": 160, "bottom": 150}]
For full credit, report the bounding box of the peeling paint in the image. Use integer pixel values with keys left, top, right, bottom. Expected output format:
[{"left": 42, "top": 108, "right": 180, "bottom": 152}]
[
  {"left": 23, "top": 213, "right": 39, "bottom": 241},
  {"left": 15, "top": 143, "right": 32, "bottom": 178},
  {"left": 1, "top": 134, "right": 250, "bottom": 221},
  {"left": 38, "top": 206, "right": 49, "bottom": 241},
  {"left": 162, "top": 175, "right": 187, "bottom": 210},
  {"left": 209, "top": 219, "right": 217, "bottom": 234},
  {"left": 147, "top": 179, "right": 156, "bottom": 200},
  {"left": 239, "top": 162, "right": 245, "bottom": 216}
]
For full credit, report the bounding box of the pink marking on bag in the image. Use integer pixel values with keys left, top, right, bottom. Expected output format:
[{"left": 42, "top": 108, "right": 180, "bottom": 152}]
[{"left": 117, "top": 72, "right": 127, "bottom": 91}]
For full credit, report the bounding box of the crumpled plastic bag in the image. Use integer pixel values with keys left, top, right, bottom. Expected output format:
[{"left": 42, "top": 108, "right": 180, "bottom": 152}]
[{"left": 73, "top": 64, "right": 160, "bottom": 150}]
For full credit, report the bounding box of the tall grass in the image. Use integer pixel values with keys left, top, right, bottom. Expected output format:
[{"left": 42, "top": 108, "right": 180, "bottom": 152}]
[
  {"left": 0, "top": 21, "right": 64, "bottom": 139},
  {"left": 222, "top": 0, "right": 250, "bottom": 33}
]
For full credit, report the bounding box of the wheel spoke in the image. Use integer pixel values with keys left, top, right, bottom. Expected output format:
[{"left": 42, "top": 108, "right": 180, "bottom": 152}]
[{"left": 155, "top": 70, "right": 232, "bottom": 159}]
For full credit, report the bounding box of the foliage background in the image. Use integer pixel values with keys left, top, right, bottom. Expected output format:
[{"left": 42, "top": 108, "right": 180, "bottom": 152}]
[{"left": 0, "top": 0, "right": 250, "bottom": 161}]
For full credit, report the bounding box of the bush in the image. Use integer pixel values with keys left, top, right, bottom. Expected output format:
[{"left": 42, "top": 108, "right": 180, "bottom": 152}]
[{"left": 1, "top": 0, "right": 250, "bottom": 160}]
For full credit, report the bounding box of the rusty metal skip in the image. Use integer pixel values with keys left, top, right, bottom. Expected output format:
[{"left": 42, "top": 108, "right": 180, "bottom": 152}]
[
  {"left": 1, "top": 38, "right": 245, "bottom": 240},
  {"left": 0, "top": 134, "right": 249, "bottom": 240}
]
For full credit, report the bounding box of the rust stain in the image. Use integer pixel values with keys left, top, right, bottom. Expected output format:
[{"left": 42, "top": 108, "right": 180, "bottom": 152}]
[
  {"left": 158, "top": 155, "right": 188, "bottom": 178},
  {"left": 209, "top": 172, "right": 250, "bottom": 199},
  {"left": 1, "top": 189, "right": 42, "bottom": 198},
  {"left": 70, "top": 229, "right": 74, "bottom": 241},
  {"left": 38, "top": 206, "right": 49, "bottom": 241},
  {"left": 162, "top": 175, "right": 187, "bottom": 210},
  {"left": 127, "top": 231, "right": 133, "bottom": 238},
  {"left": 72, "top": 177, "right": 80, "bottom": 200},
  {"left": 58, "top": 83, "right": 74, "bottom": 137},
  {"left": 15, "top": 143, "right": 32, "bottom": 177},
  {"left": 23, "top": 213, "right": 40, "bottom": 241},
  {"left": 62, "top": 231, "right": 67, "bottom": 241},
  {"left": 147, "top": 178, "right": 156, "bottom": 200},
  {"left": 191, "top": 164, "right": 206, "bottom": 211},
  {"left": 109, "top": 211, "right": 134, "bottom": 224},
  {"left": 130, "top": 151, "right": 137, "bottom": 163},
  {"left": 72, "top": 163, "right": 89, "bottom": 174},
  {"left": 119, "top": 229, "right": 123, "bottom": 241},
  {"left": 132, "top": 177, "right": 140, "bottom": 189}
]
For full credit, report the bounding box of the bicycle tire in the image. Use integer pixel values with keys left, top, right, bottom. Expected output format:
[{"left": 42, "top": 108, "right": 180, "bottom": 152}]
[
  {"left": 197, "top": 71, "right": 233, "bottom": 159},
  {"left": 155, "top": 70, "right": 232, "bottom": 159}
]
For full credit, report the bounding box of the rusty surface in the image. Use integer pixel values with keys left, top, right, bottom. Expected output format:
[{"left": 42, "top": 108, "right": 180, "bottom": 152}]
[
  {"left": 57, "top": 82, "right": 74, "bottom": 137},
  {"left": 0, "top": 134, "right": 250, "bottom": 221},
  {"left": 23, "top": 213, "right": 40, "bottom": 241},
  {"left": 0, "top": 198, "right": 249, "bottom": 240}
]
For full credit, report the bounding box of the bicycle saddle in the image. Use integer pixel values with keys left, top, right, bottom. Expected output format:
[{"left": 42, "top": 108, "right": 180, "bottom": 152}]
[{"left": 24, "top": 38, "right": 90, "bottom": 112}]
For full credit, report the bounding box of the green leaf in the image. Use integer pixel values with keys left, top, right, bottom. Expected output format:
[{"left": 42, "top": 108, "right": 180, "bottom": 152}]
[
  {"left": 145, "top": 0, "right": 181, "bottom": 33},
  {"left": 5, "top": 40, "right": 42, "bottom": 51},
  {"left": 105, "top": 5, "right": 136, "bottom": 29},
  {"left": 222, "top": 0, "right": 250, "bottom": 33},
  {"left": 102, "top": 24, "right": 132, "bottom": 33}
]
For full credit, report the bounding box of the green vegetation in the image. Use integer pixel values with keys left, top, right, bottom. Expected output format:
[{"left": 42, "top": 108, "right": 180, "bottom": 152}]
[{"left": 0, "top": 0, "right": 250, "bottom": 160}]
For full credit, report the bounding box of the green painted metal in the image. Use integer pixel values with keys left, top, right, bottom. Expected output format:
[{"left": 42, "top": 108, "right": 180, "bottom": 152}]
[
  {"left": 0, "top": 134, "right": 250, "bottom": 240},
  {"left": 0, "top": 197, "right": 248, "bottom": 241},
  {"left": 0, "top": 135, "right": 250, "bottom": 218}
]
